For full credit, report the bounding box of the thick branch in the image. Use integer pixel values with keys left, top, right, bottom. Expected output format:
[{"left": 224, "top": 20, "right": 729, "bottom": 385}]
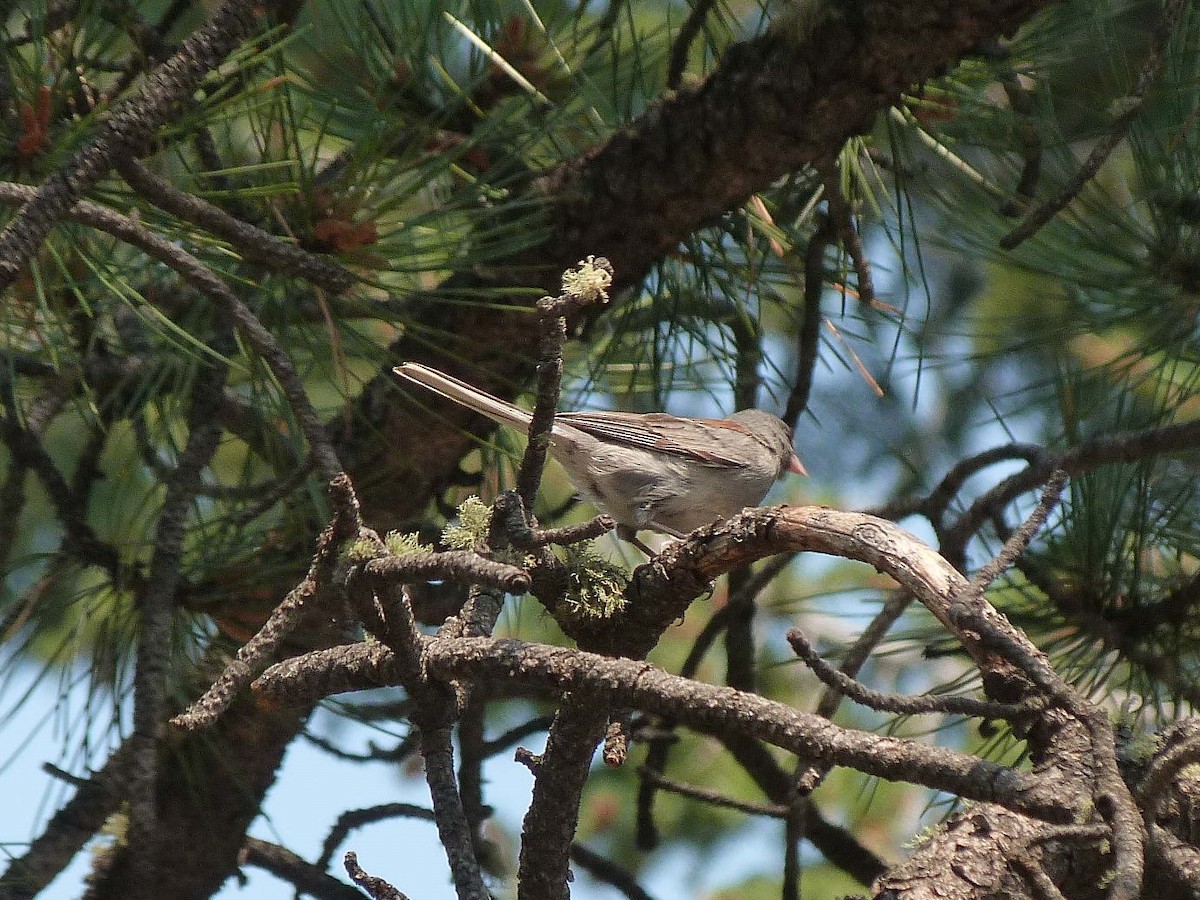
[{"left": 421, "top": 636, "right": 1073, "bottom": 823}]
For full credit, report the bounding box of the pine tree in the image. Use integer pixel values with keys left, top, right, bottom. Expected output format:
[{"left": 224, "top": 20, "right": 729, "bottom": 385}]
[{"left": 2, "top": 0, "right": 1198, "bottom": 898}]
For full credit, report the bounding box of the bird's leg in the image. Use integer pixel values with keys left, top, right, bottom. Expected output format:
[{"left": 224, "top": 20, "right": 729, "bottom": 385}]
[{"left": 615, "top": 525, "right": 657, "bottom": 557}]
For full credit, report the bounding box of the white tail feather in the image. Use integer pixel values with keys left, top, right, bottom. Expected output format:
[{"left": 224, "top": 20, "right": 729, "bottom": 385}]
[{"left": 393, "top": 363, "right": 533, "bottom": 434}]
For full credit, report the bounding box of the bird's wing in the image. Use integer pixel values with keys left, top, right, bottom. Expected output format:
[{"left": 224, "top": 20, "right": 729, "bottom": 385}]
[{"left": 556, "top": 412, "right": 747, "bottom": 467}]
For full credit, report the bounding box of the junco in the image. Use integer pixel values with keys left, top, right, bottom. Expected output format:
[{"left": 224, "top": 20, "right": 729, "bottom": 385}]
[{"left": 394, "top": 363, "right": 806, "bottom": 550}]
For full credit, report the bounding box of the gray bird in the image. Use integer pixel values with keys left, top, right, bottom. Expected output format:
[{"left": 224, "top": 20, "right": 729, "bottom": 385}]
[{"left": 394, "top": 363, "right": 805, "bottom": 551}]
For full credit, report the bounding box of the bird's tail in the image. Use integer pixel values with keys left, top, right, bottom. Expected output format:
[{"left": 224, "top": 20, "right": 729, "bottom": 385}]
[{"left": 393, "top": 363, "right": 533, "bottom": 433}]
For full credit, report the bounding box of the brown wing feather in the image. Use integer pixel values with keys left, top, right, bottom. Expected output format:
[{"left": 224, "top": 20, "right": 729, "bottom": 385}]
[{"left": 556, "top": 411, "right": 747, "bottom": 467}]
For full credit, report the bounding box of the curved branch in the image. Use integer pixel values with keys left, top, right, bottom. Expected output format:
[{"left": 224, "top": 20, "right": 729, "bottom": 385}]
[{"left": 0, "top": 181, "right": 343, "bottom": 482}]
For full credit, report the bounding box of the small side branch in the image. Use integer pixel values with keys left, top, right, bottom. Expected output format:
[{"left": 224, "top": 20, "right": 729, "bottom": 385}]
[
  {"left": 116, "top": 157, "right": 356, "bottom": 293},
  {"left": 171, "top": 475, "right": 363, "bottom": 730},
  {"left": 1000, "top": 0, "right": 1186, "bottom": 249}
]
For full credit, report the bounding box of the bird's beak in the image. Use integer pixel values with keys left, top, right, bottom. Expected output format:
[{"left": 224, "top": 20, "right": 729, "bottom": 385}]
[{"left": 787, "top": 452, "right": 808, "bottom": 476}]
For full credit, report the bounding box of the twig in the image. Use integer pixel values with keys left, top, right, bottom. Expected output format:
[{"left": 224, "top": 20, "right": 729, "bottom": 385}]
[
  {"left": 719, "top": 734, "right": 889, "bottom": 884},
  {"left": 480, "top": 715, "right": 555, "bottom": 757},
  {"left": 239, "top": 838, "right": 364, "bottom": 900},
  {"left": 569, "top": 843, "right": 656, "bottom": 900},
  {"left": 868, "top": 442, "right": 1045, "bottom": 528},
  {"left": 515, "top": 257, "right": 612, "bottom": 514},
  {"left": 343, "top": 852, "right": 411, "bottom": 900},
  {"left": 782, "top": 800, "right": 803, "bottom": 900},
  {"left": 941, "top": 419, "right": 1200, "bottom": 568},
  {"left": 785, "top": 218, "right": 833, "bottom": 426},
  {"left": 0, "top": 377, "right": 125, "bottom": 583},
  {"left": 457, "top": 698, "right": 494, "bottom": 842},
  {"left": 0, "top": 379, "right": 69, "bottom": 577},
  {"left": 637, "top": 766, "right": 789, "bottom": 817},
  {"left": 814, "top": 591, "right": 913, "bottom": 718},
  {"left": 722, "top": 574, "right": 758, "bottom": 695},
  {"left": 171, "top": 474, "right": 362, "bottom": 730},
  {"left": 1000, "top": 0, "right": 1187, "bottom": 249},
  {"left": 253, "top": 640, "right": 403, "bottom": 704},
  {"left": 116, "top": 157, "right": 356, "bottom": 293},
  {"left": 964, "top": 469, "right": 1066, "bottom": 594},
  {"left": 666, "top": 0, "right": 717, "bottom": 90},
  {"left": 792, "top": 591, "right": 916, "bottom": 794},
  {"left": 317, "top": 804, "right": 436, "bottom": 870},
  {"left": 787, "top": 627, "right": 1046, "bottom": 719},
  {"left": 817, "top": 155, "right": 876, "bottom": 307},
  {"left": 995, "top": 53, "right": 1043, "bottom": 216},
  {"left": 603, "top": 710, "right": 631, "bottom": 767}
]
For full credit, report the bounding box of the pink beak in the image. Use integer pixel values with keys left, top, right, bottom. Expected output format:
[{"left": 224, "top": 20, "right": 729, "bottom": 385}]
[{"left": 787, "top": 452, "right": 808, "bottom": 476}]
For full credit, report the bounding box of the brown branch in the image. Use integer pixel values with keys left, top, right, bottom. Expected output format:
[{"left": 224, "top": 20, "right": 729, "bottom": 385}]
[
  {"left": 0, "top": 377, "right": 126, "bottom": 583},
  {"left": 963, "top": 469, "right": 1066, "bottom": 595},
  {"left": 0, "top": 181, "right": 344, "bottom": 482},
  {"left": 666, "top": 0, "right": 718, "bottom": 90},
  {"left": 343, "top": 852, "right": 411, "bottom": 900},
  {"left": 0, "top": 379, "right": 69, "bottom": 583},
  {"left": 488, "top": 260, "right": 614, "bottom": 635},
  {"left": 868, "top": 442, "right": 1045, "bottom": 528},
  {"left": 127, "top": 322, "right": 231, "bottom": 893},
  {"left": 354, "top": 570, "right": 489, "bottom": 900},
  {"left": 637, "top": 766, "right": 790, "bottom": 818},
  {"left": 793, "top": 591, "right": 913, "bottom": 794},
  {"left": 719, "top": 733, "right": 889, "bottom": 884},
  {"left": 171, "top": 474, "right": 362, "bottom": 730},
  {"left": 0, "top": 743, "right": 132, "bottom": 899},
  {"left": 817, "top": 155, "right": 876, "bottom": 307},
  {"left": 364, "top": 552, "right": 529, "bottom": 594},
  {"left": 786, "top": 627, "right": 1045, "bottom": 720},
  {"left": 568, "top": 843, "right": 656, "bottom": 900},
  {"left": 240, "top": 838, "right": 364, "bottom": 900},
  {"left": 420, "top": 725, "right": 491, "bottom": 900},
  {"left": 422, "top": 635, "right": 1074, "bottom": 823},
  {"left": 785, "top": 218, "right": 833, "bottom": 426},
  {"left": 517, "top": 692, "right": 611, "bottom": 900},
  {"left": 317, "top": 804, "right": 436, "bottom": 870},
  {"left": 942, "top": 419, "right": 1200, "bottom": 568},
  {"left": 994, "top": 47, "right": 1043, "bottom": 216},
  {"left": 115, "top": 157, "right": 356, "bottom": 293}
]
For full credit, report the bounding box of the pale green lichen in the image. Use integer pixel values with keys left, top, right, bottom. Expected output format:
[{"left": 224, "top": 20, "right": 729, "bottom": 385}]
[
  {"left": 343, "top": 538, "right": 381, "bottom": 561},
  {"left": 384, "top": 531, "right": 431, "bottom": 556},
  {"left": 442, "top": 496, "right": 492, "bottom": 550},
  {"left": 560, "top": 256, "right": 612, "bottom": 304},
  {"left": 558, "top": 544, "right": 628, "bottom": 619}
]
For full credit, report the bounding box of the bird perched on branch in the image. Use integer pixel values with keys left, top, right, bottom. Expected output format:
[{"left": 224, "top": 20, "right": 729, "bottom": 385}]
[{"left": 394, "top": 362, "right": 806, "bottom": 552}]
